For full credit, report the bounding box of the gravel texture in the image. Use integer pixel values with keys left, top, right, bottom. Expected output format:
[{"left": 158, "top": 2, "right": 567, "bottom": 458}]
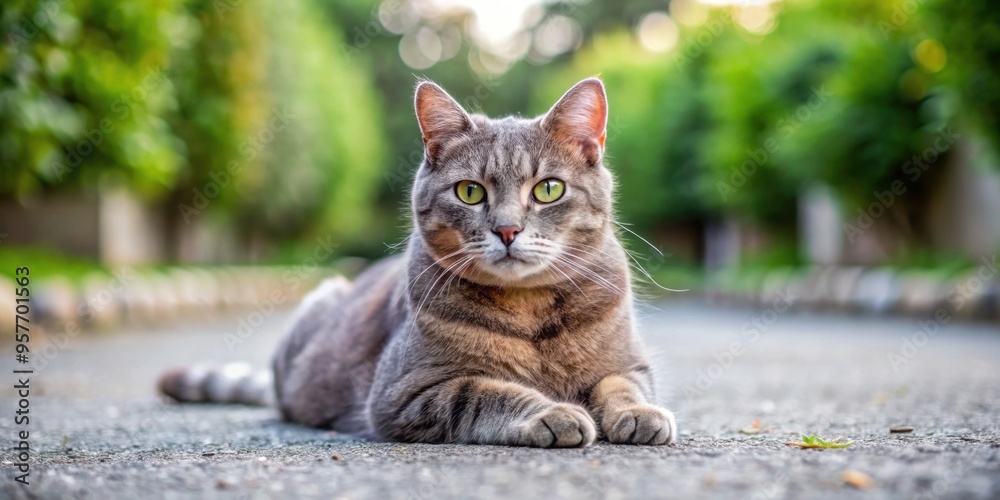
[{"left": 2, "top": 300, "right": 999, "bottom": 499}]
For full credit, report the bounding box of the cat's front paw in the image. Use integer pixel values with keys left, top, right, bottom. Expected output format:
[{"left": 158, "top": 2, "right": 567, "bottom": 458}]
[
  {"left": 603, "top": 405, "right": 676, "bottom": 445},
  {"left": 520, "top": 403, "right": 597, "bottom": 448}
]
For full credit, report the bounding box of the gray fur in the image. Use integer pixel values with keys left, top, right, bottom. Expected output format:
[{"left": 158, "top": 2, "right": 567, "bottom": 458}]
[{"left": 159, "top": 78, "right": 677, "bottom": 447}]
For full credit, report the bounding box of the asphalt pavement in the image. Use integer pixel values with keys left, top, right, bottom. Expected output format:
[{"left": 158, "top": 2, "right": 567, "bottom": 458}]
[{"left": 2, "top": 299, "right": 999, "bottom": 499}]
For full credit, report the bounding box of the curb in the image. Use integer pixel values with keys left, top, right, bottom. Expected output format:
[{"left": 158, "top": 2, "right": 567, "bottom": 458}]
[
  {"left": 703, "top": 265, "right": 1000, "bottom": 321},
  {"left": 1, "top": 258, "right": 369, "bottom": 337},
  {"left": 6, "top": 261, "right": 997, "bottom": 338}
]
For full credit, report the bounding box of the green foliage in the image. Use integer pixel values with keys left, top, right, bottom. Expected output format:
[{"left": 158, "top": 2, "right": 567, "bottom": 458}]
[
  {"left": 1, "top": 0, "right": 388, "bottom": 254},
  {"left": 0, "top": 245, "right": 104, "bottom": 281},
  {"left": 167, "top": 0, "right": 270, "bottom": 211},
  {"left": 770, "top": 0, "right": 947, "bottom": 211},
  {"left": 3, "top": 0, "right": 999, "bottom": 264},
  {"left": 1, "top": 0, "right": 186, "bottom": 196},
  {"left": 535, "top": 32, "right": 712, "bottom": 233},
  {"left": 538, "top": 0, "right": 978, "bottom": 233},
  {"left": 695, "top": 9, "right": 811, "bottom": 226},
  {"left": 924, "top": 0, "right": 1000, "bottom": 153},
  {"left": 227, "top": 0, "right": 386, "bottom": 247},
  {"left": 697, "top": 0, "right": 944, "bottom": 224},
  {"left": 788, "top": 435, "right": 854, "bottom": 449}
]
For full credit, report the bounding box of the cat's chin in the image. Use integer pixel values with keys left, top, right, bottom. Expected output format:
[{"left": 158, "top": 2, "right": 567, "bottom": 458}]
[{"left": 466, "top": 259, "right": 560, "bottom": 288}]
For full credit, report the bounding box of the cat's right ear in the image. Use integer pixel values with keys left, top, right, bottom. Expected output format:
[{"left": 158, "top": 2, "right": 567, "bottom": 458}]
[{"left": 415, "top": 81, "right": 475, "bottom": 167}]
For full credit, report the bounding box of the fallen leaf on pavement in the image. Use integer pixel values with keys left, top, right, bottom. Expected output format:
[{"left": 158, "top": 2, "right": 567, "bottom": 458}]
[{"left": 786, "top": 435, "right": 854, "bottom": 449}]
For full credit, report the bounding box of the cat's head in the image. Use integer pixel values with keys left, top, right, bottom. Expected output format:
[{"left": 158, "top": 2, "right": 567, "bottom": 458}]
[{"left": 410, "top": 78, "right": 616, "bottom": 287}]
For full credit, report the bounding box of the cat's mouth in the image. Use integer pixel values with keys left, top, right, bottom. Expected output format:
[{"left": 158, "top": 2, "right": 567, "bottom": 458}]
[
  {"left": 496, "top": 253, "right": 525, "bottom": 264},
  {"left": 475, "top": 250, "right": 546, "bottom": 280}
]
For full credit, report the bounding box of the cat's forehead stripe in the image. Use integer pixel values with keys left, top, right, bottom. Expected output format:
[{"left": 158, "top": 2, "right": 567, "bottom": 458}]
[{"left": 470, "top": 124, "right": 538, "bottom": 181}]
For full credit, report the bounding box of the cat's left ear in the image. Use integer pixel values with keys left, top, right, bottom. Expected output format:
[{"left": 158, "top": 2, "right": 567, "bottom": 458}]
[{"left": 541, "top": 77, "right": 608, "bottom": 166}]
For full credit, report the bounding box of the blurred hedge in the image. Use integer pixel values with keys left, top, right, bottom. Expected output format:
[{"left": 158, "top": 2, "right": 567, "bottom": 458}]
[
  {"left": 3, "top": 0, "right": 999, "bottom": 263},
  {"left": 0, "top": 0, "right": 386, "bottom": 251},
  {"left": 925, "top": 0, "right": 1000, "bottom": 150},
  {"left": 535, "top": 31, "right": 711, "bottom": 233},
  {"left": 1, "top": 0, "right": 186, "bottom": 195},
  {"left": 534, "top": 0, "right": 994, "bottom": 238}
]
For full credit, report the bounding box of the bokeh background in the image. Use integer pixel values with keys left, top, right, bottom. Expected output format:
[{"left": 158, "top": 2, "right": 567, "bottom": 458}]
[{"left": 2, "top": 0, "right": 1000, "bottom": 329}]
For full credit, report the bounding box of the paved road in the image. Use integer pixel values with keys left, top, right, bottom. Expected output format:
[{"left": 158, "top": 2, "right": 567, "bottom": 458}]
[{"left": 2, "top": 300, "right": 999, "bottom": 499}]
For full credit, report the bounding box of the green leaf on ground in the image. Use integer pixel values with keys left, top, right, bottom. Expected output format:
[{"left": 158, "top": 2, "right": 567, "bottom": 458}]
[{"left": 787, "top": 435, "right": 854, "bottom": 449}]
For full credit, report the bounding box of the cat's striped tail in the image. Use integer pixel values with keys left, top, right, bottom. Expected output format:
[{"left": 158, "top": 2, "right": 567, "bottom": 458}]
[{"left": 158, "top": 363, "right": 274, "bottom": 406}]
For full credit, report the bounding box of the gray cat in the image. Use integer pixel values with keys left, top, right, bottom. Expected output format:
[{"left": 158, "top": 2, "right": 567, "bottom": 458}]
[{"left": 159, "top": 78, "right": 677, "bottom": 447}]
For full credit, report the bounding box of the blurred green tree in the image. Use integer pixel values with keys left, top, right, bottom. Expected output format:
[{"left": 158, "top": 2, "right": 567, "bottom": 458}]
[
  {"left": 1, "top": 0, "right": 186, "bottom": 196},
  {"left": 535, "top": 31, "right": 713, "bottom": 233},
  {"left": 924, "top": 0, "right": 1000, "bottom": 154},
  {"left": 3, "top": 0, "right": 998, "bottom": 266},
  {"left": 1, "top": 0, "right": 388, "bottom": 258},
  {"left": 764, "top": 0, "right": 950, "bottom": 245}
]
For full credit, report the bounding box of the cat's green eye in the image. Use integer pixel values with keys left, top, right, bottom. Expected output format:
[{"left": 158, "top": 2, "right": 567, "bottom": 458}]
[
  {"left": 455, "top": 180, "right": 486, "bottom": 204},
  {"left": 532, "top": 179, "right": 565, "bottom": 203}
]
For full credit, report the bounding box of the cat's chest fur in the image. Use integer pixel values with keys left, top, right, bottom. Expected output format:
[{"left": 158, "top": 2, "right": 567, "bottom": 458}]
[{"left": 415, "top": 281, "right": 634, "bottom": 401}]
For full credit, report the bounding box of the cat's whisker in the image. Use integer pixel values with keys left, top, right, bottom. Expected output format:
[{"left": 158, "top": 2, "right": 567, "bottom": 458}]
[
  {"left": 606, "top": 221, "right": 689, "bottom": 293},
  {"left": 556, "top": 246, "right": 627, "bottom": 282},
  {"left": 404, "top": 245, "right": 475, "bottom": 296},
  {"left": 438, "top": 256, "right": 476, "bottom": 303},
  {"left": 550, "top": 259, "right": 628, "bottom": 304},
  {"left": 543, "top": 257, "right": 587, "bottom": 298},
  {"left": 396, "top": 245, "right": 466, "bottom": 306},
  {"left": 411, "top": 254, "right": 474, "bottom": 319},
  {"left": 560, "top": 240, "right": 670, "bottom": 296},
  {"left": 611, "top": 220, "right": 663, "bottom": 256},
  {"left": 612, "top": 239, "right": 690, "bottom": 293},
  {"left": 447, "top": 257, "right": 478, "bottom": 300},
  {"left": 401, "top": 254, "right": 475, "bottom": 362},
  {"left": 534, "top": 241, "right": 629, "bottom": 286},
  {"left": 550, "top": 255, "right": 626, "bottom": 297},
  {"left": 383, "top": 234, "right": 413, "bottom": 253},
  {"left": 558, "top": 242, "right": 630, "bottom": 266},
  {"left": 550, "top": 242, "right": 644, "bottom": 290},
  {"left": 551, "top": 254, "right": 659, "bottom": 310}
]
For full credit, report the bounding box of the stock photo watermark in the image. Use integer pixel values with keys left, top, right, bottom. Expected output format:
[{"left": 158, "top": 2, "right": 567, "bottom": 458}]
[
  {"left": 673, "top": 9, "right": 734, "bottom": 72},
  {"left": 683, "top": 288, "right": 798, "bottom": 399},
  {"left": 4, "top": 0, "right": 68, "bottom": 50},
  {"left": 340, "top": 0, "right": 411, "bottom": 60},
  {"left": 32, "top": 269, "right": 136, "bottom": 373},
  {"left": 716, "top": 85, "right": 832, "bottom": 201},
  {"left": 11, "top": 266, "right": 32, "bottom": 485},
  {"left": 877, "top": 0, "right": 930, "bottom": 40},
  {"left": 46, "top": 68, "right": 168, "bottom": 182},
  {"left": 178, "top": 106, "right": 295, "bottom": 223},
  {"left": 223, "top": 235, "right": 339, "bottom": 352},
  {"left": 842, "top": 126, "right": 960, "bottom": 243},
  {"left": 886, "top": 254, "right": 997, "bottom": 371}
]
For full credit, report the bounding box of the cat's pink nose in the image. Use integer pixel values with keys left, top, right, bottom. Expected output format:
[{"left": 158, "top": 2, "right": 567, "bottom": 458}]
[{"left": 493, "top": 225, "right": 521, "bottom": 246}]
